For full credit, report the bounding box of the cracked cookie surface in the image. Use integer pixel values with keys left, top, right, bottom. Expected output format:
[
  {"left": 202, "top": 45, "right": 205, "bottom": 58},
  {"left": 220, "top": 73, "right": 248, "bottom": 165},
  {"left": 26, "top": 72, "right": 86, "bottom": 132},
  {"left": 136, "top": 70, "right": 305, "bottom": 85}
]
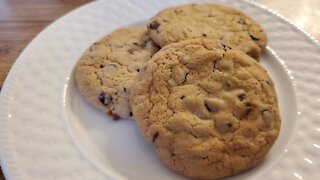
[
  {"left": 75, "top": 27, "right": 159, "bottom": 119},
  {"left": 147, "top": 3, "right": 267, "bottom": 60},
  {"left": 130, "top": 39, "right": 280, "bottom": 179}
]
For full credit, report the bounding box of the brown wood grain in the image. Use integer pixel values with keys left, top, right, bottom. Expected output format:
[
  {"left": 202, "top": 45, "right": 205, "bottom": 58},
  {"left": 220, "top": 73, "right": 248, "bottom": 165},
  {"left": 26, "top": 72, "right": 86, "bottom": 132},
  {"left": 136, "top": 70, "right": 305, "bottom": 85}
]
[
  {"left": 0, "top": 0, "right": 92, "bottom": 88},
  {"left": 0, "top": 0, "right": 93, "bottom": 178}
]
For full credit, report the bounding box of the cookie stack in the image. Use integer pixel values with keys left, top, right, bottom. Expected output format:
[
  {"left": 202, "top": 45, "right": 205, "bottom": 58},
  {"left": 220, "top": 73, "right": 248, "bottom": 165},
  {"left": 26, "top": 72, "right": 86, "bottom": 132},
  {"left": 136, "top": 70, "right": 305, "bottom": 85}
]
[{"left": 75, "top": 4, "right": 280, "bottom": 180}]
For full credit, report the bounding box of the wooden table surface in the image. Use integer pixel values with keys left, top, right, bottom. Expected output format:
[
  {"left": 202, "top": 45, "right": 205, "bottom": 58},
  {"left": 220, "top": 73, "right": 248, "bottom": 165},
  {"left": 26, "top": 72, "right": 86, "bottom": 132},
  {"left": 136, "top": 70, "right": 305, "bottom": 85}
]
[{"left": 0, "top": 0, "right": 319, "bottom": 179}]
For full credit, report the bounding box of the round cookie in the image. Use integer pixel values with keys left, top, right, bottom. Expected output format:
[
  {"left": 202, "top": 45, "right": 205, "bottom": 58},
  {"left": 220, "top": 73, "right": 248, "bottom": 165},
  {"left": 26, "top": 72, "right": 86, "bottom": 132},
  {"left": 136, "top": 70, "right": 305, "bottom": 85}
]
[
  {"left": 75, "top": 27, "right": 159, "bottom": 119},
  {"left": 147, "top": 3, "right": 267, "bottom": 60},
  {"left": 130, "top": 39, "right": 280, "bottom": 179}
]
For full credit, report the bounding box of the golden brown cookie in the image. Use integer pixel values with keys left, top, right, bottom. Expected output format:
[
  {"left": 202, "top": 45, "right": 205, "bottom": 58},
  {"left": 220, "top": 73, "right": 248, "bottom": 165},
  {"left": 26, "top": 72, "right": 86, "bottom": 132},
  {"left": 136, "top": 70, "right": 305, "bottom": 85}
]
[
  {"left": 130, "top": 39, "right": 280, "bottom": 179},
  {"left": 147, "top": 3, "right": 267, "bottom": 60},
  {"left": 75, "top": 27, "right": 159, "bottom": 119}
]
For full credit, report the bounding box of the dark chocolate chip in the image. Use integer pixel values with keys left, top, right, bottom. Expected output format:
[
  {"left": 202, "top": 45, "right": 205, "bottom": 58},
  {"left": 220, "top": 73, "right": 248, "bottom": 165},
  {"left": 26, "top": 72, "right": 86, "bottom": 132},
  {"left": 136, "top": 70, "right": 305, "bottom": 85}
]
[
  {"left": 238, "top": 18, "right": 246, "bottom": 25},
  {"left": 174, "top": 9, "right": 183, "bottom": 14},
  {"left": 202, "top": 33, "right": 207, "bottom": 37},
  {"left": 245, "top": 104, "right": 253, "bottom": 115},
  {"left": 100, "top": 64, "right": 105, "bottom": 68},
  {"left": 128, "top": 49, "right": 134, "bottom": 54},
  {"left": 129, "top": 112, "right": 133, "bottom": 116},
  {"left": 223, "top": 82, "right": 232, "bottom": 90},
  {"left": 238, "top": 93, "right": 246, "bottom": 101},
  {"left": 266, "top": 80, "right": 273, "bottom": 86},
  {"left": 99, "top": 92, "right": 112, "bottom": 105},
  {"left": 152, "top": 132, "right": 159, "bottom": 143},
  {"left": 180, "top": 95, "right": 185, "bottom": 99},
  {"left": 227, "top": 122, "right": 233, "bottom": 128},
  {"left": 249, "top": 33, "right": 259, "bottom": 41},
  {"left": 149, "top": 21, "right": 159, "bottom": 30},
  {"left": 107, "top": 110, "right": 120, "bottom": 120},
  {"left": 205, "top": 102, "right": 213, "bottom": 112},
  {"left": 124, "top": 87, "right": 127, "bottom": 92},
  {"left": 202, "top": 156, "right": 208, "bottom": 160},
  {"left": 192, "top": 134, "right": 198, "bottom": 138},
  {"left": 136, "top": 69, "right": 140, "bottom": 72},
  {"left": 181, "top": 72, "right": 189, "bottom": 84},
  {"left": 133, "top": 42, "right": 139, "bottom": 46},
  {"left": 222, "top": 44, "right": 232, "bottom": 51}
]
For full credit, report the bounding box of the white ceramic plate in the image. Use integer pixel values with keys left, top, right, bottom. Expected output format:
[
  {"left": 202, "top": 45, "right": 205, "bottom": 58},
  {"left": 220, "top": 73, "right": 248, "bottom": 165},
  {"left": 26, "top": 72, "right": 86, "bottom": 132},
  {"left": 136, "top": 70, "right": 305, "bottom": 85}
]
[{"left": 1, "top": 0, "right": 319, "bottom": 179}]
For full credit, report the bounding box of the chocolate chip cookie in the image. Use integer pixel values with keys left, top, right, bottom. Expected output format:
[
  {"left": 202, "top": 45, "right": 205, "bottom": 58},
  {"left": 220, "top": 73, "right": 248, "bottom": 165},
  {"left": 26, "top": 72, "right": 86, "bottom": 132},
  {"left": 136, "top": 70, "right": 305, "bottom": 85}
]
[
  {"left": 147, "top": 3, "right": 267, "bottom": 60},
  {"left": 130, "top": 39, "right": 280, "bottom": 179},
  {"left": 74, "top": 27, "right": 159, "bottom": 119}
]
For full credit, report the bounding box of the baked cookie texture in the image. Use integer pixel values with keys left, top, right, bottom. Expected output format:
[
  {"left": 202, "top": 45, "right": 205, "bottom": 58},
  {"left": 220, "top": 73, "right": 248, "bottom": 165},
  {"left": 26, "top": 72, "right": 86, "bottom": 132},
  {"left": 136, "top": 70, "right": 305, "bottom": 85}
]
[
  {"left": 147, "top": 3, "right": 267, "bottom": 60},
  {"left": 75, "top": 27, "right": 159, "bottom": 119},
  {"left": 130, "top": 39, "right": 280, "bottom": 179}
]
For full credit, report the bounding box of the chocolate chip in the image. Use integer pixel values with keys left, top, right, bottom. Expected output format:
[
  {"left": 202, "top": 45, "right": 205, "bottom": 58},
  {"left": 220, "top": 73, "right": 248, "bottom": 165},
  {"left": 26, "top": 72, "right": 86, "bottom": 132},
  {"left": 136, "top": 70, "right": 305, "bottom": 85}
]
[
  {"left": 128, "top": 49, "right": 134, "bottom": 54},
  {"left": 107, "top": 110, "right": 120, "bottom": 120},
  {"left": 215, "top": 119, "right": 236, "bottom": 133},
  {"left": 124, "top": 87, "right": 127, "bottom": 92},
  {"left": 129, "top": 112, "right": 133, "bottom": 116},
  {"left": 133, "top": 42, "right": 139, "bottom": 46},
  {"left": 202, "top": 33, "right": 207, "bottom": 37},
  {"left": 202, "top": 156, "right": 208, "bottom": 160},
  {"left": 183, "top": 72, "right": 189, "bottom": 83},
  {"left": 99, "top": 92, "right": 112, "bottom": 106},
  {"left": 204, "top": 99, "right": 219, "bottom": 113},
  {"left": 152, "top": 132, "right": 159, "bottom": 143},
  {"left": 174, "top": 9, "right": 183, "bottom": 14},
  {"left": 136, "top": 69, "right": 140, "bottom": 72},
  {"left": 238, "top": 93, "right": 246, "bottom": 101},
  {"left": 227, "top": 122, "right": 233, "bottom": 128},
  {"left": 223, "top": 82, "right": 232, "bottom": 90},
  {"left": 266, "top": 80, "right": 273, "bottom": 86},
  {"left": 205, "top": 102, "right": 213, "bottom": 112},
  {"left": 245, "top": 104, "right": 253, "bottom": 115},
  {"left": 100, "top": 64, "right": 105, "bottom": 68},
  {"left": 238, "top": 18, "right": 246, "bottom": 25},
  {"left": 222, "top": 44, "right": 232, "bottom": 51},
  {"left": 149, "top": 21, "right": 159, "bottom": 30},
  {"left": 192, "top": 133, "right": 198, "bottom": 138},
  {"left": 249, "top": 33, "right": 259, "bottom": 41},
  {"left": 180, "top": 95, "right": 185, "bottom": 99}
]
